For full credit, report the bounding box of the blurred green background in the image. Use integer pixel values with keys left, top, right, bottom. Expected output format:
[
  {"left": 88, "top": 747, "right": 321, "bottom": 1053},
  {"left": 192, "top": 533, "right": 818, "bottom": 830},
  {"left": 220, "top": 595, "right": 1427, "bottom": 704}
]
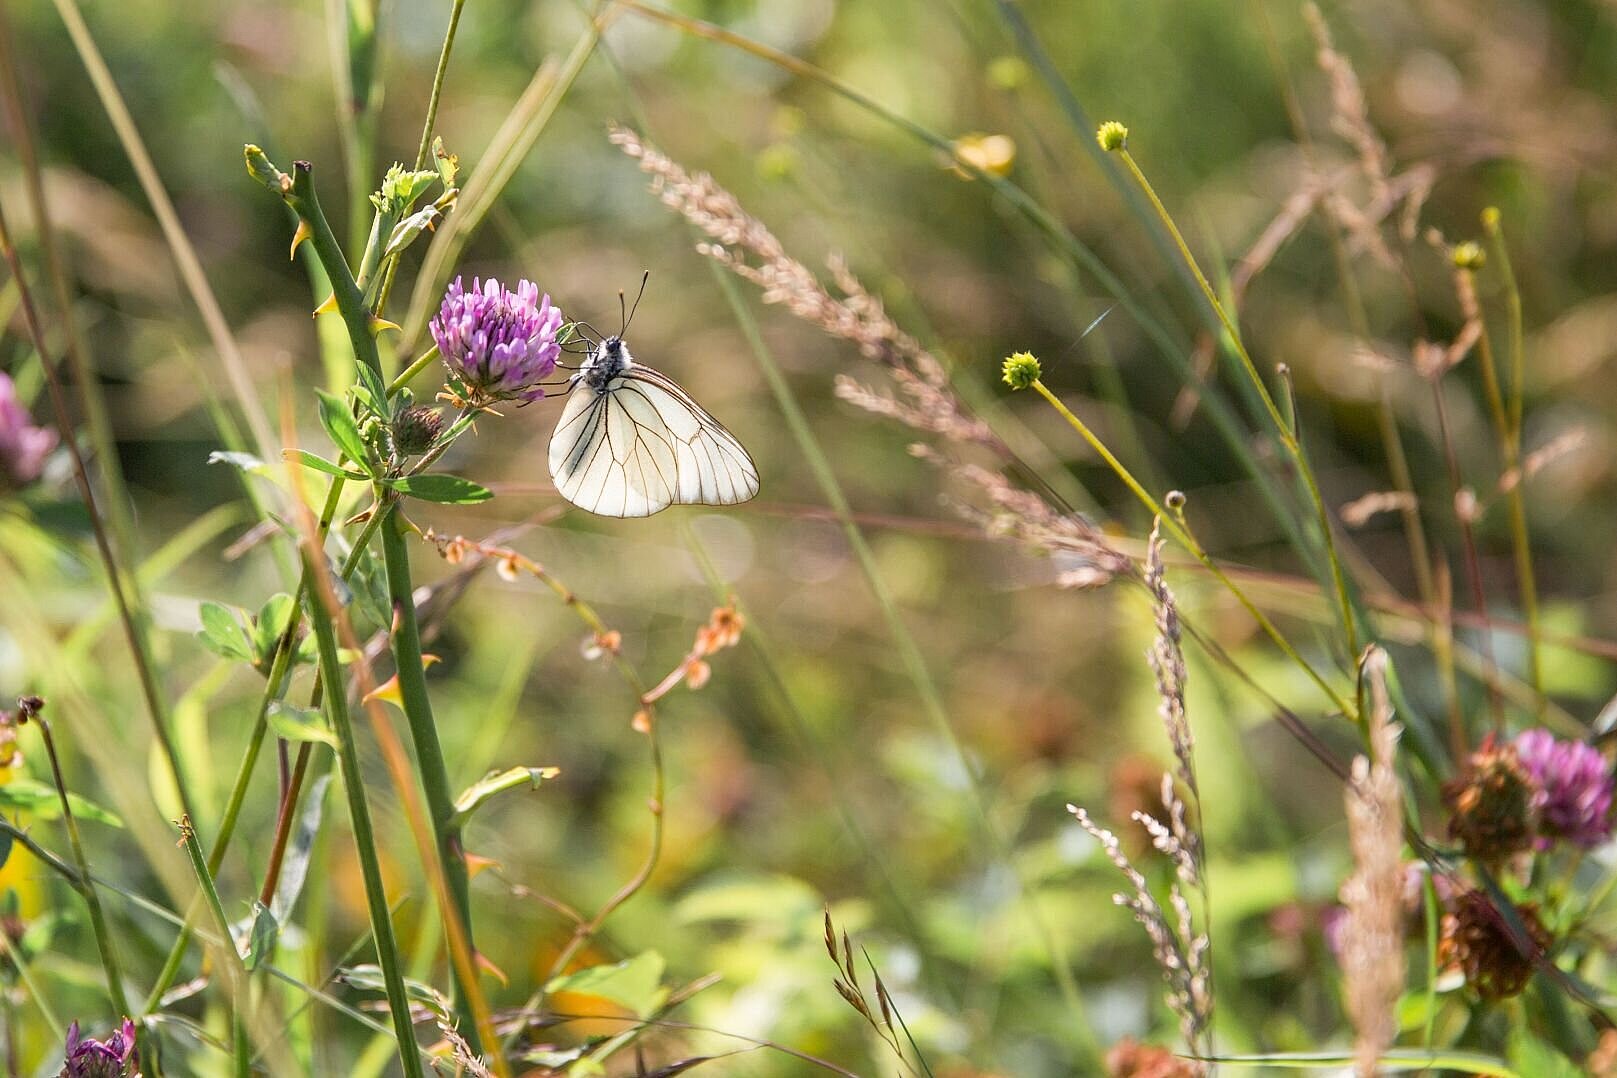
[{"left": 6, "top": 0, "right": 1617, "bottom": 1073}]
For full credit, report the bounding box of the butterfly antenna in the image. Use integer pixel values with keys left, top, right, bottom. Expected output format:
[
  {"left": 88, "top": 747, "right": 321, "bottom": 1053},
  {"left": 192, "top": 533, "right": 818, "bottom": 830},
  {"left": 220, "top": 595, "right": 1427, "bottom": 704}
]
[{"left": 621, "top": 270, "right": 650, "bottom": 336}]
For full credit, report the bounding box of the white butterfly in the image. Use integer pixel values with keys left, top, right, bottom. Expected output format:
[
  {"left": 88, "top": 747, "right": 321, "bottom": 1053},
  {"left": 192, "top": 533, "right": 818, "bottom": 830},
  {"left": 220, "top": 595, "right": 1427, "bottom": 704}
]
[{"left": 547, "top": 333, "right": 760, "bottom": 517}]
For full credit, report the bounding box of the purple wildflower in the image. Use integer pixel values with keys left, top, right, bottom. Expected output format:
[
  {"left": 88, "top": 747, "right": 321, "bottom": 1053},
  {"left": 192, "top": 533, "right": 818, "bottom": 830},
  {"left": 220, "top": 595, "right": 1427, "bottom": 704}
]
[
  {"left": 61, "top": 1018, "right": 139, "bottom": 1077},
  {"left": 1514, "top": 728, "right": 1615, "bottom": 848},
  {"left": 0, "top": 372, "right": 56, "bottom": 489},
  {"left": 429, "top": 277, "right": 563, "bottom": 404}
]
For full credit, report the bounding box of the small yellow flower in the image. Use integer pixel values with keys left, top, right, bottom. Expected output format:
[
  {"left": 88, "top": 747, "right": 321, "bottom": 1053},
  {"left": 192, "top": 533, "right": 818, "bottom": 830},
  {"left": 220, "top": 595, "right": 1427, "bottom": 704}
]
[
  {"left": 951, "top": 133, "right": 1016, "bottom": 178},
  {"left": 1001, "top": 351, "right": 1042, "bottom": 390},
  {"left": 1096, "top": 121, "right": 1129, "bottom": 152},
  {"left": 1451, "top": 241, "right": 1486, "bottom": 271}
]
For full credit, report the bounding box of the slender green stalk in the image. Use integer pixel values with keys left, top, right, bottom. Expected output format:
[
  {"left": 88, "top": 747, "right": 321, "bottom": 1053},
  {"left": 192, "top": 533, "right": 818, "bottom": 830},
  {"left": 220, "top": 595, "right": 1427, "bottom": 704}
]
[
  {"left": 1112, "top": 144, "right": 1362, "bottom": 669},
  {"left": 0, "top": 2, "right": 139, "bottom": 565},
  {"left": 378, "top": 505, "right": 479, "bottom": 1043},
  {"left": 388, "top": 344, "right": 441, "bottom": 395},
  {"left": 0, "top": 198, "right": 201, "bottom": 828},
  {"left": 368, "top": 0, "right": 467, "bottom": 318},
  {"left": 1028, "top": 377, "right": 1354, "bottom": 717},
  {"left": 306, "top": 566, "right": 427, "bottom": 1078},
  {"left": 142, "top": 476, "right": 370, "bottom": 1011},
  {"left": 176, "top": 815, "right": 253, "bottom": 1075},
  {"left": 31, "top": 712, "right": 130, "bottom": 1017},
  {"left": 711, "top": 270, "right": 1100, "bottom": 1063},
  {"left": 1480, "top": 213, "right": 1543, "bottom": 712},
  {"left": 48, "top": 0, "right": 277, "bottom": 459}
]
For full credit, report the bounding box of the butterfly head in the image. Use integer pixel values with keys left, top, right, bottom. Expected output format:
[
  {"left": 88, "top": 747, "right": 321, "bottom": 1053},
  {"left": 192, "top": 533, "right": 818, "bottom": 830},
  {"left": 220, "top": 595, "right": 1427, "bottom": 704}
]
[{"left": 584, "top": 335, "right": 632, "bottom": 391}]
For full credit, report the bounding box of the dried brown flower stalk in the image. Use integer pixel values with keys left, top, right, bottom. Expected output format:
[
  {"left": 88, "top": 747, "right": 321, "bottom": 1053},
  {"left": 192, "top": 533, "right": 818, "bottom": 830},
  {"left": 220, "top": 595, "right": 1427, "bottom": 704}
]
[
  {"left": 1069, "top": 803, "right": 1212, "bottom": 1059},
  {"left": 1339, "top": 648, "right": 1406, "bottom": 1077},
  {"left": 609, "top": 125, "right": 1127, "bottom": 589}
]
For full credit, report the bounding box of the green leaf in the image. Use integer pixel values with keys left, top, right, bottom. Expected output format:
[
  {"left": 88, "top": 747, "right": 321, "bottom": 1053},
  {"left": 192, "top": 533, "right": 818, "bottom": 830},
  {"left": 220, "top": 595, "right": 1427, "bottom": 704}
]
[
  {"left": 266, "top": 702, "right": 338, "bottom": 748},
  {"left": 243, "top": 902, "right": 278, "bottom": 972},
  {"left": 197, "top": 602, "right": 252, "bottom": 661},
  {"left": 369, "top": 164, "right": 440, "bottom": 214},
  {"left": 314, "top": 389, "right": 372, "bottom": 474},
  {"left": 451, "top": 766, "right": 560, "bottom": 828},
  {"left": 0, "top": 780, "right": 123, "bottom": 827},
  {"left": 283, "top": 449, "right": 368, "bottom": 480},
  {"left": 1506, "top": 1033, "right": 1580, "bottom": 1078},
  {"left": 433, "top": 137, "right": 459, "bottom": 190},
  {"left": 341, "top": 965, "right": 451, "bottom": 1019},
  {"left": 354, "top": 362, "right": 388, "bottom": 417},
  {"left": 544, "top": 951, "right": 667, "bottom": 1018},
  {"left": 385, "top": 474, "right": 492, "bottom": 504},
  {"left": 254, "top": 593, "right": 297, "bottom": 662},
  {"left": 383, "top": 205, "right": 443, "bottom": 260}
]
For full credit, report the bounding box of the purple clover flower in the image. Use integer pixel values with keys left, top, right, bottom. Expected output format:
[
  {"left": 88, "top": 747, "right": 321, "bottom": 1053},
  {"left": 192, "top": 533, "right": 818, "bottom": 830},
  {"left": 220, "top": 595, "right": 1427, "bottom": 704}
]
[
  {"left": 1514, "top": 728, "right": 1615, "bottom": 848},
  {"left": 61, "top": 1018, "right": 139, "bottom": 1077},
  {"left": 0, "top": 371, "right": 55, "bottom": 489},
  {"left": 429, "top": 277, "right": 563, "bottom": 404}
]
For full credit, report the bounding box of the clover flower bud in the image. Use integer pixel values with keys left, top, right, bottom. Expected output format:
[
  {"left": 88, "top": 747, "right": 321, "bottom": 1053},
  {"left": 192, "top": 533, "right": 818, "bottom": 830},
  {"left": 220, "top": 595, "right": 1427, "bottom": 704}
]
[{"left": 392, "top": 406, "right": 444, "bottom": 456}]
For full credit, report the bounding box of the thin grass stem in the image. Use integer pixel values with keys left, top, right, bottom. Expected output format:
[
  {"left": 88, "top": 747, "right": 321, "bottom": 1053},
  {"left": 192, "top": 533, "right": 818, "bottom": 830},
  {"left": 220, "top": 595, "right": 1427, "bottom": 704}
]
[
  {"left": 31, "top": 711, "right": 129, "bottom": 1017},
  {"left": 1114, "top": 146, "right": 1362, "bottom": 668},
  {"left": 1029, "top": 377, "right": 1354, "bottom": 717}
]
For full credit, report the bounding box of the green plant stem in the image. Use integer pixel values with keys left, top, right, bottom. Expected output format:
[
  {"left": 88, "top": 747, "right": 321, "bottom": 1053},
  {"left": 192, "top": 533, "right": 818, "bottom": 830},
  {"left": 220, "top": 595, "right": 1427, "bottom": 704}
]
[
  {"left": 378, "top": 505, "right": 479, "bottom": 1038},
  {"left": 1030, "top": 378, "right": 1353, "bottom": 717},
  {"left": 33, "top": 715, "right": 129, "bottom": 1017},
  {"left": 1114, "top": 147, "right": 1362, "bottom": 670},
  {"left": 176, "top": 815, "right": 253, "bottom": 1075},
  {"left": 388, "top": 344, "right": 441, "bottom": 396},
  {"left": 1480, "top": 217, "right": 1543, "bottom": 713},
  {"left": 306, "top": 567, "right": 427, "bottom": 1078},
  {"left": 368, "top": 0, "right": 467, "bottom": 319}
]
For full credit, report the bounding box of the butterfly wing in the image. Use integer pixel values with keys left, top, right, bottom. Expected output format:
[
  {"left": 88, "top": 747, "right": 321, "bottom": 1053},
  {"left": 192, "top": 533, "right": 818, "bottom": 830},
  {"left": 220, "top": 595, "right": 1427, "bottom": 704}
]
[{"left": 547, "top": 366, "right": 759, "bottom": 517}]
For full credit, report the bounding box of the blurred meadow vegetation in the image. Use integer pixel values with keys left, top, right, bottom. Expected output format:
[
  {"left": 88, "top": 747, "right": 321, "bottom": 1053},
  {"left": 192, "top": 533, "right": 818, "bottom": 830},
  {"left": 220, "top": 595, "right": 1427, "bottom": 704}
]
[{"left": 4, "top": 0, "right": 1617, "bottom": 1074}]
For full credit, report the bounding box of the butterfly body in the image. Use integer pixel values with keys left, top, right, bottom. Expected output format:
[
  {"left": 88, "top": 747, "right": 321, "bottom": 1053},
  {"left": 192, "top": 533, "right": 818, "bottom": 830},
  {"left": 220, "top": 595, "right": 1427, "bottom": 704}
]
[{"left": 547, "top": 334, "right": 760, "bottom": 517}]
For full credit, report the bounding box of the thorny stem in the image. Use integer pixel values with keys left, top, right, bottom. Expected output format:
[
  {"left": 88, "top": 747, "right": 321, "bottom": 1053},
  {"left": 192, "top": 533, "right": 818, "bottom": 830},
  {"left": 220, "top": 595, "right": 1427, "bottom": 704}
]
[
  {"left": 0, "top": 199, "right": 202, "bottom": 826},
  {"left": 32, "top": 713, "right": 130, "bottom": 1017},
  {"left": 261, "top": 154, "right": 486, "bottom": 1052},
  {"left": 1115, "top": 147, "right": 1362, "bottom": 668},
  {"left": 1030, "top": 378, "right": 1355, "bottom": 718}
]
